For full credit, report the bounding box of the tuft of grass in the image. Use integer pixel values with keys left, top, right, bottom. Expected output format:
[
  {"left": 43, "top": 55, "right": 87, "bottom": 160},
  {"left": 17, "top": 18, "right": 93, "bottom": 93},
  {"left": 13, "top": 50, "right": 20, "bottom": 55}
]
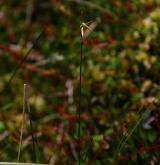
[
  {"left": 82, "top": 138, "right": 93, "bottom": 165},
  {"left": 17, "top": 84, "right": 37, "bottom": 163},
  {"left": 113, "top": 106, "right": 146, "bottom": 163}
]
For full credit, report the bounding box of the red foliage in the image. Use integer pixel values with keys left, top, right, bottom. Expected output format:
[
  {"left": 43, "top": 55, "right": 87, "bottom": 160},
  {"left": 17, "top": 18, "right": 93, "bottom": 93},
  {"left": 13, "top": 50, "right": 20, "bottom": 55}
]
[{"left": 0, "top": 44, "right": 56, "bottom": 76}]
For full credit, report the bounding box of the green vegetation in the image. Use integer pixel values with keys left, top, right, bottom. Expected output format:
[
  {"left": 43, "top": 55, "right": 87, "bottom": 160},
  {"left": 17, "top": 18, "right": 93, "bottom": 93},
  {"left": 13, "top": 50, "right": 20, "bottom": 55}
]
[{"left": 0, "top": 0, "right": 160, "bottom": 164}]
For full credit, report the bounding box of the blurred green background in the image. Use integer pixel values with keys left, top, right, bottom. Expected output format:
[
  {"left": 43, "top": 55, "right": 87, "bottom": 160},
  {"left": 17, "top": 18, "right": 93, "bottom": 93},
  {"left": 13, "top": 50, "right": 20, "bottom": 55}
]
[{"left": 0, "top": 0, "right": 160, "bottom": 164}]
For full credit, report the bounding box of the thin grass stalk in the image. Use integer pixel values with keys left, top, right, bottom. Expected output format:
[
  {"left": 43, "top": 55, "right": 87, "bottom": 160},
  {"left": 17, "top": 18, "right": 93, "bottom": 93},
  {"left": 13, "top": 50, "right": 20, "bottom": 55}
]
[
  {"left": 17, "top": 84, "right": 37, "bottom": 162},
  {"left": 26, "top": 84, "right": 37, "bottom": 162},
  {"left": 78, "top": 27, "right": 83, "bottom": 165},
  {"left": 113, "top": 106, "right": 144, "bottom": 163},
  {"left": 4, "top": 29, "right": 44, "bottom": 90},
  {"left": 82, "top": 138, "right": 93, "bottom": 165},
  {"left": 17, "top": 84, "right": 27, "bottom": 162},
  {"left": 0, "top": 31, "right": 44, "bottom": 153},
  {"left": 118, "top": 116, "right": 143, "bottom": 154}
]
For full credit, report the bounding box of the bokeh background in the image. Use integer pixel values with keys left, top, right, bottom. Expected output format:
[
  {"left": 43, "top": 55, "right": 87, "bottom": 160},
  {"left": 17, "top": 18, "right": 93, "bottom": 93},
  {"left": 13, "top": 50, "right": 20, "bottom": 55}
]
[{"left": 1, "top": 0, "right": 160, "bottom": 164}]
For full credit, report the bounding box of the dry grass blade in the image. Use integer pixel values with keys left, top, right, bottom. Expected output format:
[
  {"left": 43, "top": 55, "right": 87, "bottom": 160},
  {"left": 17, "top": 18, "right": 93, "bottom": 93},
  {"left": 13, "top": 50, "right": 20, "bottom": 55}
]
[
  {"left": 17, "top": 84, "right": 37, "bottom": 162},
  {"left": 17, "top": 84, "right": 27, "bottom": 162}
]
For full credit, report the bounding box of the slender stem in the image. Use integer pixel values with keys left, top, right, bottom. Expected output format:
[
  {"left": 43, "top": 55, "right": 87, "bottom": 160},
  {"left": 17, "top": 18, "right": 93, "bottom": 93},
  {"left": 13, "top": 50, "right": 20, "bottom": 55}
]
[
  {"left": 113, "top": 106, "right": 144, "bottom": 163},
  {"left": 4, "top": 29, "right": 44, "bottom": 89},
  {"left": 17, "top": 84, "right": 37, "bottom": 162},
  {"left": 26, "top": 85, "right": 37, "bottom": 162},
  {"left": 78, "top": 34, "right": 83, "bottom": 165},
  {"left": 17, "top": 84, "right": 27, "bottom": 162}
]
